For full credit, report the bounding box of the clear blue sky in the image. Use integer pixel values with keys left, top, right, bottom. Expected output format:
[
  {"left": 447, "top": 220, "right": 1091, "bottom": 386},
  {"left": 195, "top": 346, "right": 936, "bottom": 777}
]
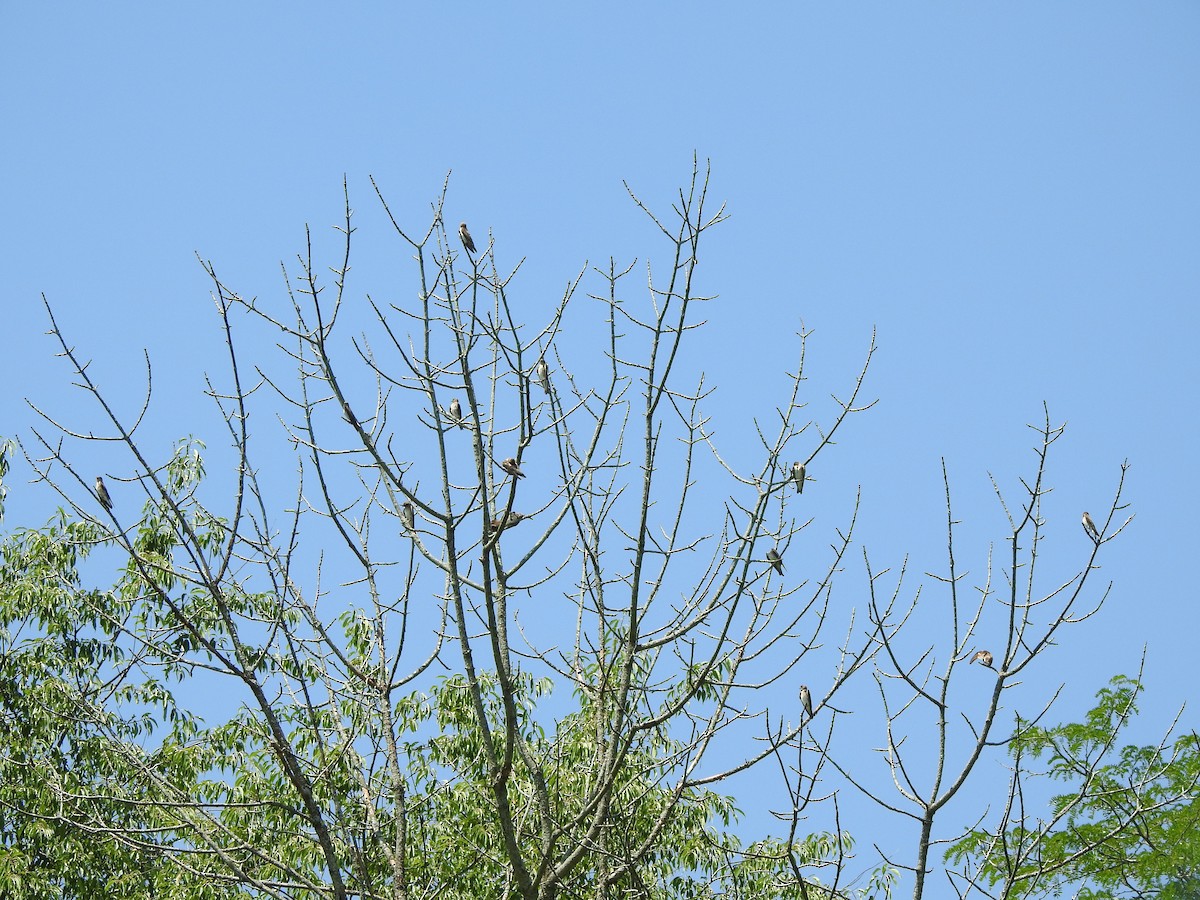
[{"left": 2, "top": 2, "right": 1197, "bottom": 888}]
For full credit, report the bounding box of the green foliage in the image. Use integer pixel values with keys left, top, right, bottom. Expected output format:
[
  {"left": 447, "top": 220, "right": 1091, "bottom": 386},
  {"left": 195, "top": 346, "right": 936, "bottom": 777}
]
[
  {"left": 1, "top": 496, "right": 844, "bottom": 898},
  {"left": 947, "top": 676, "right": 1200, "bottom": 898},
  {"left": 0, "top": 515, "right": 215, "bottom": 898},
  {"left": 22, "top": 167, "right": 1103, "bottom": 900}
]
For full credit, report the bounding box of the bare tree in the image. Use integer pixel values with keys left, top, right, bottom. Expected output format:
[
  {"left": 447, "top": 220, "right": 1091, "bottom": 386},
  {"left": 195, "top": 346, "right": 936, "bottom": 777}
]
[
  {"left": 764, "top": 409, "right": 1133, "bottom": 898},
  {"left": 9, "top": 161, "right": 890, "bottom": 899},
  {"left": 3, "top": 162, "right": 1131, "bottom": 900}
]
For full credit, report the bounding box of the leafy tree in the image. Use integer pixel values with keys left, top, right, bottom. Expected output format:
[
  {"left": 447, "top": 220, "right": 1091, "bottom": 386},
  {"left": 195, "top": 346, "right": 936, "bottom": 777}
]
[
  {"left": 0, "top": 164, "right": 1130, "bottom": 899},
  {"left": 947, "top": 674, "right": 1200, "bottom": 899},
  {"left": 0, "top": 509, "right": 217, "bottom": 899}
]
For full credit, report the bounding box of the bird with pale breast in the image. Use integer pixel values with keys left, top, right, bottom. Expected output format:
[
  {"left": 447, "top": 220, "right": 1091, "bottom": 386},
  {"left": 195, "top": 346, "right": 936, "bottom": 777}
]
[
  {"left": 95, "top": 476, "right": 113, "bottom": 511},
  {"left": 459, "top": 222, "right": 476, "bottom": 254},
  {"left": 791, "top": 462, "right": 805, "bottom": 494}
]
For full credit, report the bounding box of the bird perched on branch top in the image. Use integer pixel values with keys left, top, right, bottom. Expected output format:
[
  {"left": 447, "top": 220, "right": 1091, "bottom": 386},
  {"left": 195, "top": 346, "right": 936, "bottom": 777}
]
[
  {"left": 448, "top": 398, "right": 464, "bottom": 428},
  {"left": 791, "top": 462, "right": 806, "bottom": 494},
  {"left": 490, "top": 511, "right": 525, "bottom": 532},
  {"left": 536, "top": 359, "right": 550, "bottom": 394},
  {"left": 500, "top": 458, "right": 525, "bottom": 479},
  {"left": 1082, "top": 511, "right": 1100, "bottom": 542},
  {"left": 799, "top": 685, "right": 813, "bottom": 718},
  {"left": 95, "top": 476, "right": 113, "bottom": 511},
  {"left": 401, "top": 502, "right": 415, "bottom": 531},
  {"left": 970, "top": 650, "right": 993, "bottom": 668},
  {"left": 766, "top": 548, "right": 784, "bottom": 574},
  {"left": 458, "top": 222, "right": 476, "bottom": 255}
]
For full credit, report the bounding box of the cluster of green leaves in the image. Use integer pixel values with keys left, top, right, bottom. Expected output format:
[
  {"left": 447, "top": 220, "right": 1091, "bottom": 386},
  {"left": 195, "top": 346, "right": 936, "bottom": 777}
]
[
  {"left": 948, "top": 675, "right": 1200, "bottom": 899},
  {"left": 0, "top": 513, "right": 220, "bottom": 898},
  {"left": 0, "top": 453, "right": 836, "bottom": 898}
]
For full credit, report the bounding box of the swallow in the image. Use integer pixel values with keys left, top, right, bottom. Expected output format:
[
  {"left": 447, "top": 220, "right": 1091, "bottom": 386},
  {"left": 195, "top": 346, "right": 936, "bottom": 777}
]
[
  {"left": 799, "top": 684, "right": 813, "bottom": 718},
  {"left": 500, "top": 458, "right": 525, "bottom": 479},
  {"left": 792, "top": 461, "right": 806, "bottom": 494},
  {"left": 1082, "top": 511, "right": 1100, "bottom": 542},
  {"left": 536, "top": 358, "right": 550, "bottom": 394},
  {"left": 489, "top": 511, "right": 525, "bottom": 532},
  {"left": 448, "top": 398, "right": 464, "bottom": 428},
  {"left": 970, "top": 650, "right": 993, "bottom": 668},
  {"left": 459, "top": 222, "right": 476, "bottom": 255},
  {"left": 95, "top": 476, "right": 113, "bottom": 511},
  {"left": 766, "top": 548, "right": 784, "bottom": 574},
  {"left": 401, "top": 501, "right": 415, "bottom": 531}
]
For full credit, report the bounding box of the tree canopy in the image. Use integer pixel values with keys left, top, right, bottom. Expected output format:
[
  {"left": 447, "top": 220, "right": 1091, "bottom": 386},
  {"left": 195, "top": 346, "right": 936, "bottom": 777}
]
[
  {"left": 0, "top": 167, "right": 1158, "bottom": 900},
  {"left": 948, "top": 674, "right": 1200, "bottom": 899}
]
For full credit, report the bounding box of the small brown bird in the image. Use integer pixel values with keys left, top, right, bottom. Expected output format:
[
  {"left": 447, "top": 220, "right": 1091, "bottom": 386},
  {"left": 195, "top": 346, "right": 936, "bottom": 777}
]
[
  {"left": 489, "top": 511, "right": 525, "bottom": 532},
  {"left": 1082, "top": 511, "right": 1100, "bottom": 541},
  {"left": 791, "top": 461, "right": 806, "bottom": 494},
  {"left": 970, "top": 650, "right": 993, "bottom": 668},
  {"left": 458, "top": 222, "right": 476, "bottom": 254},
  {"left": 535, "top": 359, "right": 550, "bottom": 394},
  {"left": 448, "top": 398, "right": 464, "bottom": 428},
  {"left": 500, "top": 457, "right": 525, "bottom": 479},
  {"left": 401, "top": 501, "right": 415, "bottom": 531},
  {"left": 799, "top": 684, "right": 813, "bottom": 718},
  {"left": 95, "top": 476, "right": 113, "bottom": 511},
  {"left": 766, "top": 548, "right": 784, "bottom": 574}
]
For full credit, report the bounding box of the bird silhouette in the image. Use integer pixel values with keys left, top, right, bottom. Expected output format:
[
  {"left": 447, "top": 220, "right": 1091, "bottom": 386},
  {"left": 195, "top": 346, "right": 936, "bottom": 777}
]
[
  {"left": 490, "top": 512, "right": 525, "bottom": 532},
  {"left": 766, "top": 548, "right": 784, "bottom": 574},
  {"left": 792, "top": 462, "right": 806, "bottom": 494},
  {"left": 448, "top": 398, "right": 464, "bottom": 428},
  {"left": 970, "top": 650, "right": 993, "bottom": 668},
  {"left": 459, "top": 222, "right": 476, "bottom": 254},
  {"left": 500, "top": 458, "right": 525, "bottom": 479},
  {"left": 401, "top": 502, "right": 415, "bottom": 531},
  {"left": 95, "top": 476, "right": 113, "bottom": 511},
  {"left": 536, "top": 359, "right": 550, "bottom": 394},
  {"left": 1082, "top": 511, "right": 1100, "bottom": 542}
]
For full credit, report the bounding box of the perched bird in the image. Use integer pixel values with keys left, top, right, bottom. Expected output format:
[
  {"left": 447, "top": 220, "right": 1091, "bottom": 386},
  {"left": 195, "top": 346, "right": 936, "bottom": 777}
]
[
  {"left": 401, "top": 501, "right": 415, "bottom": 531},
  {"left": 448, "top": 398, "right": 464, "bottom": 428},
  {"left": 766, "top": 548, "right": 784, "bottom": 574},
  {"left": 970, "top": 650, "right": 993, "bottom": 668},
  {"left": 95, "top": 476, "right": 113, "bottom": 511},
  {"left": 1082, "top": 511, "right": 1100, "bottom": 541},
  {"left": 799, "top": 684, "right": 813, "bottom": 718},
  {"left": 500, "top": 457, "right": 525, "bottom": 479},
  {"left": 792, "top": 461, "right": 806, "bottom": 494},
  {"left": 536, "top": 358, "right": 550, "bottom": 394},
  {"left": 489, "top": 511, "right": 525, "bottom": 532},
  {"left": 458, "top": 222, "right": 476, "bottom": 254}
]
